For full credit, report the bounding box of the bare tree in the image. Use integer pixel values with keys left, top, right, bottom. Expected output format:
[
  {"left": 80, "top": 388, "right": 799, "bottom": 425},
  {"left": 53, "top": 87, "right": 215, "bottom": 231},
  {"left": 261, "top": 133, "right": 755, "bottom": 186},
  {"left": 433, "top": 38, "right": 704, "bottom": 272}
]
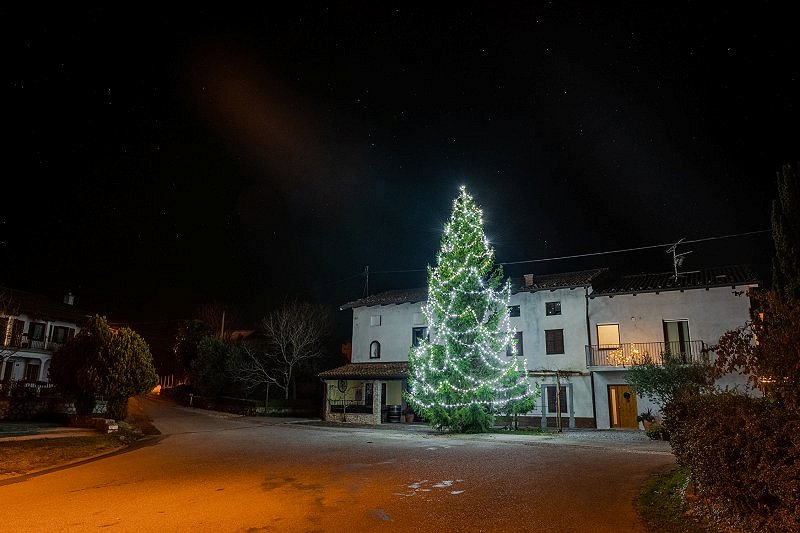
[{"left": 230, "top": 301, "right": 330, "bottom": 401}]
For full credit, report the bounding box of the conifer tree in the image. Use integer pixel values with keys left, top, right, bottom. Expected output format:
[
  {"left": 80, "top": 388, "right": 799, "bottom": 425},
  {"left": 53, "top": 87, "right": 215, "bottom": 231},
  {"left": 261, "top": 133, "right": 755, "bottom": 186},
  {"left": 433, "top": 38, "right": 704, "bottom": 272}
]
[
  {"left": 772, "top": 162, "right": 800, "bottom": 300},
  {"left": 406, "top": 186, "right": 533, "bottom": 432}
]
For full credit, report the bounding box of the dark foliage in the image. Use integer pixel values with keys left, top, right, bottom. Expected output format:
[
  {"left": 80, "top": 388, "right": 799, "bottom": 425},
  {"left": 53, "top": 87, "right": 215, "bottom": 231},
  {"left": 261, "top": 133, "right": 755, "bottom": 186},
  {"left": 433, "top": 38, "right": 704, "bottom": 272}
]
[
  {"left": 49, "top": 315, "right": 157, "bottom": 418},
  {"left": 772, "top": 163, "right": 800, "bottom": 300},
  {"left": 664, "top": 392, "right": 800, "bottom": 531},
  {"left": 714, "top": 289, "right": 800, "bottom": 413}
]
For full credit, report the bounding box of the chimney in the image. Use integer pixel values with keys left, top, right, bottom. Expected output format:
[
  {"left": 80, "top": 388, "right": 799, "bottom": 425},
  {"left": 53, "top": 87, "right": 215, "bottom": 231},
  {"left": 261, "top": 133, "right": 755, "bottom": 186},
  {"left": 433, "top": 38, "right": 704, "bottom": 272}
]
[
  {"left": 524, "top": 274, "right": 535, "bottom": 288},
  {"left": 64, "top": 292, "right": 74, "bottom": 305}
]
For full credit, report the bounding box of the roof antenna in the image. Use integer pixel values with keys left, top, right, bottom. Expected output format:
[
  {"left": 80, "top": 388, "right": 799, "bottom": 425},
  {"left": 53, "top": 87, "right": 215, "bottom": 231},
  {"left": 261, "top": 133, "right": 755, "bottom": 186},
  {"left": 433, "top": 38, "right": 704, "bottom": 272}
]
[
  {"left": 666, "top": 238, "right": 692, "bottom": 281},
  {"left": 362, "top": 265, "right": 369, "bottom": 297}
]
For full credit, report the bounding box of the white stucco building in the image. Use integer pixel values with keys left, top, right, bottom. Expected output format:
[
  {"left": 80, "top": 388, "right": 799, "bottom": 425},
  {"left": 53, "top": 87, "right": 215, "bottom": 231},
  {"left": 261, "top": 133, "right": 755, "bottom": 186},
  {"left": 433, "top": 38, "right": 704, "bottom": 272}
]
[
  {"left": 1, "top": 288, "right": 90, "bottom": 384},
  {"left": 319, "top": 265, "right": 759, "bottom": 428}
]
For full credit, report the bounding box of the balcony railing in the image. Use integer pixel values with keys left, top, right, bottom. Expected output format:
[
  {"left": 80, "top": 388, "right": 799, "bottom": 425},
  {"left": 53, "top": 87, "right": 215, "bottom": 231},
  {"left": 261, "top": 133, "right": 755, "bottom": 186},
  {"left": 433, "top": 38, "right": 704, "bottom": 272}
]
[
  {"left": 585, "top": 340, "right": 708, "bottom": 368},
  {"left": 2, "top": 338, "right": 64, "bottom": 352}
]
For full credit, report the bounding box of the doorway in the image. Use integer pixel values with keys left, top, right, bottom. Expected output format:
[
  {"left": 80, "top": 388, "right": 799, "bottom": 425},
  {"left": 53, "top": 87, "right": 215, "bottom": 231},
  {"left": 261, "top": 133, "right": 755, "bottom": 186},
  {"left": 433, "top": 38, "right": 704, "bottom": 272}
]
[{"left": 608, "top": 385, "right": 638, "bottom": 428}]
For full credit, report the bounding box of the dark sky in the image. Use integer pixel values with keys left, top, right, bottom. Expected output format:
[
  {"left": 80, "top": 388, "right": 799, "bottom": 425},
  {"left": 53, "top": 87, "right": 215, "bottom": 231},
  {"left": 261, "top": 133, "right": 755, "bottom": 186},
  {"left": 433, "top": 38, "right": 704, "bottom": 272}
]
[{"left": 2, "top": 4, "right": 796, "bottom": 337}]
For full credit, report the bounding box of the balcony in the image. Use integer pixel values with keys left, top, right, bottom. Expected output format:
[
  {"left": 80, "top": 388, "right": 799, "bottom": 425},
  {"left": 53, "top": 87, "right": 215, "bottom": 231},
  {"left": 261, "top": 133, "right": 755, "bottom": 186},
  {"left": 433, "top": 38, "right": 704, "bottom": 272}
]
[
  {"left": 585, "top": 340, "right": 708, "bottom": 369},
  {"left": 2, "top": 338, "right": 64, "bottom": 352}
]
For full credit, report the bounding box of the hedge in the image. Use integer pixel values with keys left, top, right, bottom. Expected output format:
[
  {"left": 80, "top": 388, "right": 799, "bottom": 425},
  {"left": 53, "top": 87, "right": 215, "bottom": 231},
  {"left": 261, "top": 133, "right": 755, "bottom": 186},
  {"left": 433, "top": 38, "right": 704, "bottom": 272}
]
[{"left": 664, "top": 391, "right": 800, "bottom": 531}]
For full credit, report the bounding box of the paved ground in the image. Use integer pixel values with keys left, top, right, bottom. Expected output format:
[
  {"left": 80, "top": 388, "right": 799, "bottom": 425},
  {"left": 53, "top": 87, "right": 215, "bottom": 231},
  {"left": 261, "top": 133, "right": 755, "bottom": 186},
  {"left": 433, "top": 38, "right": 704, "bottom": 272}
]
[{"left": 0, "top": 397, "right": 674, "bottom": 532}]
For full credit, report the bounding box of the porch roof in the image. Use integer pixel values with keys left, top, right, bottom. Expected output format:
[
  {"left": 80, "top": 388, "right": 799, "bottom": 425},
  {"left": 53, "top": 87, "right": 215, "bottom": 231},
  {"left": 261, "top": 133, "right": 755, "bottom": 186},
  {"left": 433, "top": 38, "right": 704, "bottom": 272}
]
[{"left": 318, "top": 362, "right": 409, "bottom": 380}]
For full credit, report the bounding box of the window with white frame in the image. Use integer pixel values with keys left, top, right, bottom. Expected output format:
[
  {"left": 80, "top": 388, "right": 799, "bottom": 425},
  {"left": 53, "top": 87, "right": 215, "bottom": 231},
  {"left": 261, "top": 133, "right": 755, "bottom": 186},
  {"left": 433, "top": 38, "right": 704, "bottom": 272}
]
[
  {"left": 597, "top": 323, "right": 620, "bottom": 350},
  {"left": 51, "top": 326, "right": 75, "bottom": 344},
  {"left": 369, "top": 340, "right": 381, "bottom": 359},
  {"left": 544, "top": 385, "right": 568, "bottom": 413}
]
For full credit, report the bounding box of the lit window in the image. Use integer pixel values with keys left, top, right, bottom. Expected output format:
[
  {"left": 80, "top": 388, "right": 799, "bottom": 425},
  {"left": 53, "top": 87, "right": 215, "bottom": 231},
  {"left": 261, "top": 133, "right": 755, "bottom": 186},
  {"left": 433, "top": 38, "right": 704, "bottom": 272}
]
[{"left": 597, "top": 324, "right": 620, "bottom": 350}]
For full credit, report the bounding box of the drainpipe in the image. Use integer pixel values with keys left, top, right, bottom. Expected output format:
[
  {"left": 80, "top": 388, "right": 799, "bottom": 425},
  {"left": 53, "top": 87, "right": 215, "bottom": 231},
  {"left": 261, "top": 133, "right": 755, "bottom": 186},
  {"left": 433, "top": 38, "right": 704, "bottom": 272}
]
[{"left": 586, "top": 286, "right": 597, "bottom": 428}]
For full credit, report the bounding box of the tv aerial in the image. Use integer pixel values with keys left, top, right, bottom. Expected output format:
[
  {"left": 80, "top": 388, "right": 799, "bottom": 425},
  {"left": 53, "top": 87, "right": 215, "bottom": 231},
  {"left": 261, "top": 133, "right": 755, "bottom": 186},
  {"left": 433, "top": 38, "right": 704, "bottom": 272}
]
[{"left": 666, "top": 238, "right": 692, "bottom": 281}]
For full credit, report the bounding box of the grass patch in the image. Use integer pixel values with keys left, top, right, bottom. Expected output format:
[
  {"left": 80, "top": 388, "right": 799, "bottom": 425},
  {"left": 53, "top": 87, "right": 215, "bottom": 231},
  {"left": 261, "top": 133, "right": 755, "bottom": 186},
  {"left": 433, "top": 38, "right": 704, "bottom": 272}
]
[
  {"left": 0, "top": 435, "right": 124, "bottom": 479},
  {"left": 639, "top": 466, "right": 715, "bottom": 533}
]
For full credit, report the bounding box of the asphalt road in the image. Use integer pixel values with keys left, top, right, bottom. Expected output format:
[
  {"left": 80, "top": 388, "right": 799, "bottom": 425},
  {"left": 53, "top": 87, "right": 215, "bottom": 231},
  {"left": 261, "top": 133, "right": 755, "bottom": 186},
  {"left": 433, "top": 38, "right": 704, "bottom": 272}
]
[{"left": 1, "top": 398, "right": 674, "bottom": 532}]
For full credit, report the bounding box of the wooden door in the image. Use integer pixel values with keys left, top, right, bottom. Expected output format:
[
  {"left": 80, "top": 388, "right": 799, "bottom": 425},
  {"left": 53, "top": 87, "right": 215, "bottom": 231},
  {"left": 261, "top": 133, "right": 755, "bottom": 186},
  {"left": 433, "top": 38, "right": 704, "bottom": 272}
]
[{"left": 608, "top": 385, "right": 638, "bottom": 428}]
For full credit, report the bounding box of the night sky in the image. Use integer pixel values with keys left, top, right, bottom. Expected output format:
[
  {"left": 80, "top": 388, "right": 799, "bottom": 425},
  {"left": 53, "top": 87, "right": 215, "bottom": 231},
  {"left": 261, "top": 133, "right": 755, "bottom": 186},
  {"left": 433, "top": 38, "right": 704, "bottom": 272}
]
[{"left": 2, "top": 5, "right": 796, "bottom": 344}]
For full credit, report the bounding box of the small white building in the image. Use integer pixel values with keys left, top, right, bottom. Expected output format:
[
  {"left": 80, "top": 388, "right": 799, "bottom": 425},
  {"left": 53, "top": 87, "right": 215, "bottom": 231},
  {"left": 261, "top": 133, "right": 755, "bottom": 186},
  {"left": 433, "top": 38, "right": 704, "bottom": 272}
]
[
  {"left": 1, "top": 288, "right": 90, "bottom": 383},
  {"left": 320, "top": 265, "right": 759, "bottom": 428}
]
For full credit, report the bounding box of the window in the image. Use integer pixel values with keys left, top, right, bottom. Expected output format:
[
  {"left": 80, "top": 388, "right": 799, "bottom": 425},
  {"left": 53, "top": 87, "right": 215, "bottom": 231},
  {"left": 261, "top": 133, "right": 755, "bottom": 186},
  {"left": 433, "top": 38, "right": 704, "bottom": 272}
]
[
  {"left": 412, "top": 327, "right": 428, "bottom": 347},
  {"left": 545, "top": 385, "right": 568, "bottom": 413},
  {"left": 24, "top": 363, "right": 41, "bottom": 382},
  {"left": 369, "top": 340, "right": 381, "bottom": 359},
  {"left": 545, "top": 329, "right": 564, "bottom": 355},
  {"left": 545, "top": 301, "right": 561, "bottom": 316},
  {"left": 370, "top": 315, "right": 381, "bottom": 326},
  {"left": 597, "top": 324, "right": 620, "bottom": 350},
  {"left": 2, "top": 361, "right": 14, "bottom": 381},
  {"left": 507, "top": 332, "right": 524, "bottom": 356},
  {"left": 508, "top": 305, "right": 520, "bottom": 317},
  {"left": 28, "top": 323, "right": 46, "bottom": 341},
  {"left": 663, "top": 320, "right": 690, "bottom": 357},
  {"left": 51, "top": 326, "right": 75, "bottom": 344}
]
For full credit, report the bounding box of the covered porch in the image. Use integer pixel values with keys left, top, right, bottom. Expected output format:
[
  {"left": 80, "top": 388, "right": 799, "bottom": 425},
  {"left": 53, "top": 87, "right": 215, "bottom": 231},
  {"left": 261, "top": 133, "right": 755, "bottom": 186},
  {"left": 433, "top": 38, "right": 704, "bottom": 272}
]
[{"left": 318, "top": 362, "right": 412, "bottom": 424}]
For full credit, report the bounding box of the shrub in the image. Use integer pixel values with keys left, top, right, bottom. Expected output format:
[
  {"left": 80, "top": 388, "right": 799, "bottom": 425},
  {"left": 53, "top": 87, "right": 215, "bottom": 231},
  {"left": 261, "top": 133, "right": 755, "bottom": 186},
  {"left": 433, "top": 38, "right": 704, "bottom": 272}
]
[
  {"left": 664, "top": 391, "right": 800, "bottom": 531},
  {"left": 644, "top": 422, "right": 668, "bottom": 440}
]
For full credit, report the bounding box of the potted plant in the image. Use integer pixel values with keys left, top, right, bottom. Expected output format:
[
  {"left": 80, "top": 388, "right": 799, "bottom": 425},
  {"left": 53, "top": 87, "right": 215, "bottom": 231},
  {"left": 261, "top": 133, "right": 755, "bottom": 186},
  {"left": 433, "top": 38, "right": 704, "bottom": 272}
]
[
  {"left": 403, "top": 408, "right": 415, "bottom": 423},
  {"left": 637, "top": 408, "right": 656, "bottom": 431}
]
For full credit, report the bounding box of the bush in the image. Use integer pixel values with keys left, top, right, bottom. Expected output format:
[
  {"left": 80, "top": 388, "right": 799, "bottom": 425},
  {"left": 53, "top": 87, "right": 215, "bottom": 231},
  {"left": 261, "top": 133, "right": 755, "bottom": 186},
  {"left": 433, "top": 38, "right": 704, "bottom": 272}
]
[
  {"left": 644, "top": 422, "right": 669, "bottom": 441},
  {"left": 664, "top": 391, "right": 800, "bottom": 531}
]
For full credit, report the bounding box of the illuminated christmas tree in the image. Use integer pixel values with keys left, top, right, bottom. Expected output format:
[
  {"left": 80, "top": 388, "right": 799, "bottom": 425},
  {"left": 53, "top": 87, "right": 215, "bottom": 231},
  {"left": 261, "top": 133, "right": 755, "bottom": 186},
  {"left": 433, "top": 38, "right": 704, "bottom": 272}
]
[{"left": 407, "top": 186, "right": 533, "bottom": 432}]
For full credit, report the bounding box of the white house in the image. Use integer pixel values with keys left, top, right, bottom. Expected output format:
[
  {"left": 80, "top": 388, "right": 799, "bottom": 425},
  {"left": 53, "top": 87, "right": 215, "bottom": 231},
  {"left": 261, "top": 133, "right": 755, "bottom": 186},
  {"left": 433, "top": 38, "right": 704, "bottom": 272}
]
[
  {"left": 319, "top": 265, "right": 759, "bottom": 428},
  {"left": 1, "top": 288, "right": 90, "bottom": 384},
  {"left": 586, "top": 266, "right": 758, "bottom": 428}
]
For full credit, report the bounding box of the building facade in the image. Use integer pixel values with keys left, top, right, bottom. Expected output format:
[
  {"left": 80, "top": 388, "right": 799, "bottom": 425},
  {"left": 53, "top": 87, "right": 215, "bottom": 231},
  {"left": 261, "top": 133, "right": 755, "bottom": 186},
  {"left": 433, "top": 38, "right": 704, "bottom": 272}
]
[
  {"left": 1, "top": 288, "right": 90, "bottom": 384},
  {"left": 320, "top": 265, "right": 759, "bottom": 428}
]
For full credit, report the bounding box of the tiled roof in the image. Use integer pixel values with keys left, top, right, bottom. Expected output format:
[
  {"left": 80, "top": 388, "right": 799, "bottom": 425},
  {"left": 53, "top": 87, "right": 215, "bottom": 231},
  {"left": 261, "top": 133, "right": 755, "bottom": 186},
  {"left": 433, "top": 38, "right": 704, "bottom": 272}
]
[
  {"left": 340, "top": 269, "right": 608, "bottom": 309},
  {"left": 590, "top": 265, "right": 760, "bottom": 297},
  {"left": 512, "top": 268, "right": 608, "bottom": 293},
  {"left": 340, "top": 288, "right": 427, "bottom": 310},
  {"left": 0, "top": 287, "right": 92, "bottom": 323},
  {"left": 318, "top": 362, "right": 410, "bottom": 379}
]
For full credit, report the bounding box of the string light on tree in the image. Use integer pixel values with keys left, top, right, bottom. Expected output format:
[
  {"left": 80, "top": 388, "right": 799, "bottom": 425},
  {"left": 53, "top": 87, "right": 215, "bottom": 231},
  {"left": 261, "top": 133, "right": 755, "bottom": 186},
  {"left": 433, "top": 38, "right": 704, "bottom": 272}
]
[{"left": 406, "top": 186, "right": 535, "bottom": 432}]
